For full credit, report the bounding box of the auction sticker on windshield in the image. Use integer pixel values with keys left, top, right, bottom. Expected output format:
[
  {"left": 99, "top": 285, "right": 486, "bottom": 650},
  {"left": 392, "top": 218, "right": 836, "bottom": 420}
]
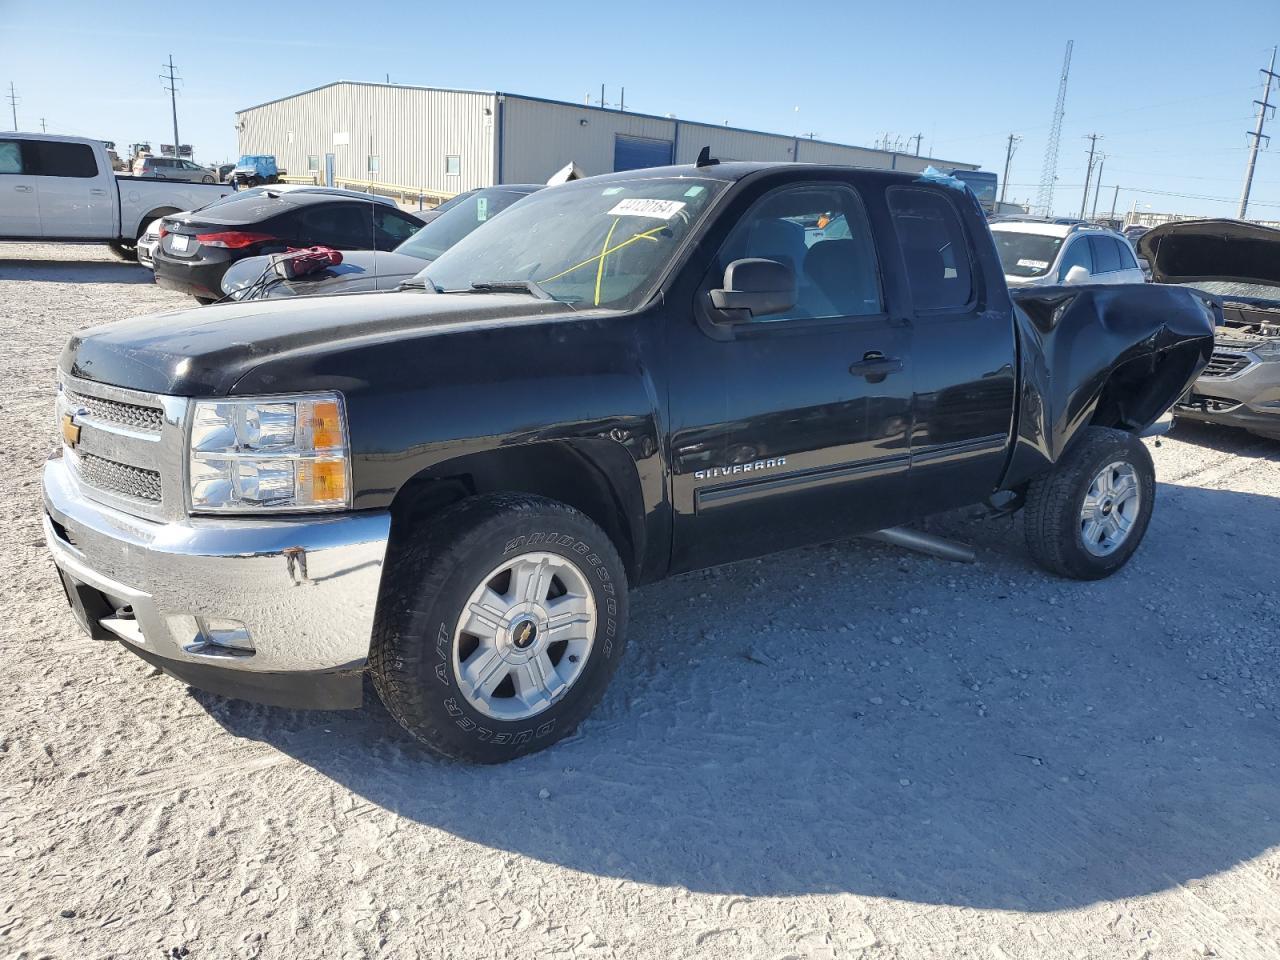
[
  {"left": 1017, "top": 258, "right": 1049, "bottom": 270},
  {"left": 608, "top": 198, "right": 687, "bottom": 219}
]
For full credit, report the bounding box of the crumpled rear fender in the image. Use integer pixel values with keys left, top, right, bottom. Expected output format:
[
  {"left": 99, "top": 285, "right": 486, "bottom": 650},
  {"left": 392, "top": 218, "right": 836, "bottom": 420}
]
[{"left": 1000, "top": 283, "right": 1217, "bottom": 489}]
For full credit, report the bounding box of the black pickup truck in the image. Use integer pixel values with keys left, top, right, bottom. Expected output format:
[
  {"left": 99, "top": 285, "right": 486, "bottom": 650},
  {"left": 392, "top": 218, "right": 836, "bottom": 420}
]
[{"left": 43, "top": 160, "right": 1216, "bottom": 763}]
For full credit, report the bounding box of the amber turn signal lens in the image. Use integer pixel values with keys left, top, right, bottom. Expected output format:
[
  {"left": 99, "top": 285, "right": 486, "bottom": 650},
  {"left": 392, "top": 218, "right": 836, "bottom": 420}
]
[
  {"left": 308, "top": 399, "right": 344, "bottom": 451},
  {"left": 297, "top": 459, "right": 347, "bottom": 505}
]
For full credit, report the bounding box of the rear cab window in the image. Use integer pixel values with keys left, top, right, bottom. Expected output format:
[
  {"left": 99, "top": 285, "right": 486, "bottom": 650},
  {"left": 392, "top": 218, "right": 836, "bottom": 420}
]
[
  {"left": 886, "top": 187, "right": 974, "bottom": 310},
  {"left": 28, "top": 141, "right": 99, "bottom": 178}
]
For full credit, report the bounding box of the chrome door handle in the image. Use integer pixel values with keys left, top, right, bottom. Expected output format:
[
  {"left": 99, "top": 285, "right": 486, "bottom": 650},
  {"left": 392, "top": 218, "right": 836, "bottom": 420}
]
[
  {"left": 14, "top": 185, "right": 32, "bottom": 193},
  {"left": 849, "top": 351, "right": 903, "bottom": 381}
]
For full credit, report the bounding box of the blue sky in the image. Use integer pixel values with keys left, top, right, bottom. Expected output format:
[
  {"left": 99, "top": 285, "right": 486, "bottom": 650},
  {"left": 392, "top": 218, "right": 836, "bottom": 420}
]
[{"left": 5, "top": 0, "right": 1279, "bottom": 218}]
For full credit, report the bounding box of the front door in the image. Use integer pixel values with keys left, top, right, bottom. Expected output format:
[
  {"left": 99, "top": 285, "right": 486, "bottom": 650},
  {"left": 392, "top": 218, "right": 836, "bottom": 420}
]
[{"left": 667, "top": 180, "right": 915, "bottom": 572}]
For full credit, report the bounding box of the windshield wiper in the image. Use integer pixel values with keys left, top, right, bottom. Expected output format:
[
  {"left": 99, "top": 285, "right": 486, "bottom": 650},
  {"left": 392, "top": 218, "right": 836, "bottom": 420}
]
[
  {"left": 399, "top": 277, "right": 442, "bottom": 292},
  {"left": 468, "top": 279, "right": 555, "bottom": 300}
]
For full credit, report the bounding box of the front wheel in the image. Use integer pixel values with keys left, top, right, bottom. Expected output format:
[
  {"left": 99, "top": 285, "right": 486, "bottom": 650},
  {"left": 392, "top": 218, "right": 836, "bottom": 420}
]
[
  {"left": 201, "top": 175, "right": 215, "bottom": 183},
  {"left": 1022, "top": 426, "right": 1155, "bottom": 580},
  {"left": 370, "top": 494, "right": 629, "bottom": 763}
]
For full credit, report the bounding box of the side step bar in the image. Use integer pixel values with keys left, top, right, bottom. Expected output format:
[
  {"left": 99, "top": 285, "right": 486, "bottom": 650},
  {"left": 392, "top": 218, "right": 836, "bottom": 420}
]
[{"left": 864, "top": 526, "right": 976, "bottom": 564}]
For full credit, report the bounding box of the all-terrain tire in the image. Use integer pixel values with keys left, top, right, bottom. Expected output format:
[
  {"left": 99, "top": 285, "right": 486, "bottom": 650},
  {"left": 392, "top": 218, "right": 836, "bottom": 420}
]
[
  {"left": 369, "top": 494, "right": 629, "bottom": 763},
  {"left": 1023, "top": 426, "right": 1155, "bottom": 580}
]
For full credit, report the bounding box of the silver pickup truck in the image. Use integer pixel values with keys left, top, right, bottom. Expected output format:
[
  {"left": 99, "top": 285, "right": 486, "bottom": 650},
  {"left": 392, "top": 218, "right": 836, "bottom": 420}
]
[{"left": 0, "top": 133, "right": 232, "bottom": 260}]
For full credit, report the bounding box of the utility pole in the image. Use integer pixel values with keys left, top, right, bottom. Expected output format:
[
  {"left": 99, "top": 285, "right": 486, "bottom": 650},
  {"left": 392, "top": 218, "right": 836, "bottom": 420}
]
[
  {"left": 1079, "top": 133, "right": 1102, "bottom": 219},
  {"left": 909, "top": 132, "right": 923, "bottom": 156},
  {"left": 619, "top": 87, "right": 625, "bottom": 111},
  {"left": 1090, "top": 155, "right": 1106, "bottom": 219},
  {"left": 1239, "top": 46, "right": 1279, "bottom": 219},
  {"left": 7, "top": 82, "right": 17, "bottom": 131},
  {"left": 160, "top": 55, "right": 181, "bottom": 156},
  {"left": 1108, "top": 183, "right": 1120, "bottom": 222},
  {"left": 39, "top": 117, "right": 46, "bottom": 133},
  {"left": 1000, "top": 133, "right": 1021, "bottom": 204}
]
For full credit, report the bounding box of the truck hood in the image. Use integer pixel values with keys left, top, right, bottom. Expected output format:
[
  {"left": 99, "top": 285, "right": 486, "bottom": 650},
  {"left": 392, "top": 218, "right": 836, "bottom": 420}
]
[
  {"left": 1137, "top": 219, "right": 1280, "bottom": 298},
  {"left": 62, "top": 290, "right": 573, "bottom": 396}
]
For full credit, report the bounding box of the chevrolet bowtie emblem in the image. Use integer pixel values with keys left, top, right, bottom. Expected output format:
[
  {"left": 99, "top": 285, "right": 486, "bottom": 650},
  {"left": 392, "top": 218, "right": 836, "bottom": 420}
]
[{"left": 61, "top": 413, "right": 81, "bottom": 448}]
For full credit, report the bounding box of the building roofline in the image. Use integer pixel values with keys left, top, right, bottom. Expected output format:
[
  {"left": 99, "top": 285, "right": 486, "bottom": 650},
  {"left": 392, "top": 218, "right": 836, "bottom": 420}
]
[{"left": 236, "top": 80, "right": 978, "bottom": 171}]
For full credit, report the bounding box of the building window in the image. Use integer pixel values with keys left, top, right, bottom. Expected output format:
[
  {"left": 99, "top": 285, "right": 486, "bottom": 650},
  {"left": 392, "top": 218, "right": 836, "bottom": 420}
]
[
  {"left": 445, "top": 155, "right": 461, "bottom": 176},
  {"left": 307, "top": 155, "right": 319, "bottom": 172},
  {"left": 367, "top": 155, "right": 380, "bottom": 174}
]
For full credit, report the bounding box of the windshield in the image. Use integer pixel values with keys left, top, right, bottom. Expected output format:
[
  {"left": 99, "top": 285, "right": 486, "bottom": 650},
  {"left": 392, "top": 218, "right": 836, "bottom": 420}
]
[
  {"left": 991, "top": 230, "right": 1064, "bottom": 278},
  {"left": 396, "top": 189, "right": 535, "bottom": 261},
  {"left": 417, "top": 176, "right": 727, "bottom": 308}
]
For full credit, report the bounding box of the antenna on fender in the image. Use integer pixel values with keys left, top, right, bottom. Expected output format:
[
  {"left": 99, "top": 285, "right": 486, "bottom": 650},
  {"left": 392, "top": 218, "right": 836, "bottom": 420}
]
[{"left": 695, "top": 146, "right": 719, "bottom": 168}]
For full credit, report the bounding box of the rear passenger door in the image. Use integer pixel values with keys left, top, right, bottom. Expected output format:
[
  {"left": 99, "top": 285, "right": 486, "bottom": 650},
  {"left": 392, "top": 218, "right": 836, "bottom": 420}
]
[
  {"left": 1088, "top": 235, "right": 1124, "bottom": 283},
  {"left": 667, "top": 179, "right": 915, "bottom": 571},
  {"left": 29, "top": 140, "right": 114, "bottom": 239},
  {"left": 886, "top": 186, "right": 1016, "bottom": 511}
]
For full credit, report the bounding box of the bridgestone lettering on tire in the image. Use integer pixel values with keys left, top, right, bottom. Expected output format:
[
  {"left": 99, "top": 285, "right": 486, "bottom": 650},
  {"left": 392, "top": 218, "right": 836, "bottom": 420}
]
[
  {"left": 1022, "top": 426, "right": 1156, "bottom": 580},
  {"left": 369, "top": 494, "right": 629, "bottom": 763}
]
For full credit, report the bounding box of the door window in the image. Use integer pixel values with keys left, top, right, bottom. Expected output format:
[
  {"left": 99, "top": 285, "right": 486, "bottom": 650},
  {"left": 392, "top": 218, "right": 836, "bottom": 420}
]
[
  {"left": 886, "top": 187, "right": 974, "bottom": 310},
  {"left": 1057, "top": 236, "right": 1092, "bottom": 279},
  {"left": 373, "top": 207, "right": 422, "bottom": 248},
  {"left": 1089, "top": 235, "right": 1121, "bottom": 274},
  {"left": 29, "top": 141, "right": 98, "bottom": 178},
  {"left": 715, "top": 183, "right": 882, "bottom": 322},
  {"left": 292, "top": 203, "right": 375, "bottom": 248},
  {"left": 1116, "top": 238, "right": 1139, "bottom": 270},
  {"left": 0, "top": 140, "right": 23, "bottom": 174}
]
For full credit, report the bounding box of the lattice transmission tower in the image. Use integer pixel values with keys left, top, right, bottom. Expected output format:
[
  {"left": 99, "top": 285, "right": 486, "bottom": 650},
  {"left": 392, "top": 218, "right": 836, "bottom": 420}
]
[{"left": 1036, "top": 40, "right": 1074, "bottom": 217}]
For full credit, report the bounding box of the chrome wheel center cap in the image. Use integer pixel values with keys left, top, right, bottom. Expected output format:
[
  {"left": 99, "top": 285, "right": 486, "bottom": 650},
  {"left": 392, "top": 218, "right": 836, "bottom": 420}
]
[{"left": 510, "top": 617, "right": 539, "bottom": 650}]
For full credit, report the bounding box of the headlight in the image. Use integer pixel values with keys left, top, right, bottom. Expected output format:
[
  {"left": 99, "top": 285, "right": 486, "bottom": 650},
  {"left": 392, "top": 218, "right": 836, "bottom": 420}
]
[{"left": 188, "top": 392, "right": 350, "bottom": 513}]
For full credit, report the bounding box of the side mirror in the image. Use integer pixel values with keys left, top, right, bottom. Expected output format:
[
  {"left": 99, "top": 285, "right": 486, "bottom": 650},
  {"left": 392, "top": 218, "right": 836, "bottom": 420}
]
[
  {"left": 710, "top": 258, "right": 796, "bottom": 319},
  {"left": 1063, "top": 264, "right": 1091, "bottom": 285}
]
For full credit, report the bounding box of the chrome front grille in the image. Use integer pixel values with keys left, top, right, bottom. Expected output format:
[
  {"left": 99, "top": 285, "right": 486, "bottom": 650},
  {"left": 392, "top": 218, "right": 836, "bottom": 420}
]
[
  {"left": 64, "top": 389, "right": 164, "bottom": 433},
  {"left": 56, "top": 374, "right": 189, "bottom": 521},
  {"left": 1202, "top": 350, "right": 1252, "bottom": 379},
  {"left": 76, "top": 453, "right": 162, "bottom": 502}
]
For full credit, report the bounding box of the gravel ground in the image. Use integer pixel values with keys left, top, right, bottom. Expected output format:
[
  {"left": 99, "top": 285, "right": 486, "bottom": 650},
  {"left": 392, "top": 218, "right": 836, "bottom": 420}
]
[{"left": 2, "top": 244, "right": 1279, "bottom": 960}]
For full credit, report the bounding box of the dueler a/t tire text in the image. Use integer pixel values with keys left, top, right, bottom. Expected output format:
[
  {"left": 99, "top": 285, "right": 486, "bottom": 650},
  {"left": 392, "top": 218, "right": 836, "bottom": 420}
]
[{"left": 369, "top": 494, "right": 629, "bottom": 763}]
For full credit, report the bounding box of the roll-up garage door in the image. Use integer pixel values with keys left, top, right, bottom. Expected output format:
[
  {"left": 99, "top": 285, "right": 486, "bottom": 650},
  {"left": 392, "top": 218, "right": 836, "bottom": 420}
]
[{"left": 613, "top": 135, "right": 674, "bottom": 172}]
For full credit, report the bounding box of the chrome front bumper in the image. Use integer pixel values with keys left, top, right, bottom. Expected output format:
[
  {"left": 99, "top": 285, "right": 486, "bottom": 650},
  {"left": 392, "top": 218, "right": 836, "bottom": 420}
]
[{"left": 43, "top": 456, "right": 391, "bottom": 705}]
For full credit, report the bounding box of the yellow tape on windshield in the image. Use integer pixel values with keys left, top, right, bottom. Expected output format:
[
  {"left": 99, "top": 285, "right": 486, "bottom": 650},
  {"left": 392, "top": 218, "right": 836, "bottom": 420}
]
[
  {"left": 539, "top": 225, "right": 665, "bottom": 287},
  {"left": 593, "top": 218, "right": 621, "bottom": 306}
]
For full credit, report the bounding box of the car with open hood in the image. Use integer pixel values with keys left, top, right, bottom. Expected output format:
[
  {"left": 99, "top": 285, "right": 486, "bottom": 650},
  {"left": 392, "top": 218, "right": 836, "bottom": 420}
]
[{"left": 1139, "top": 219, "right": 1280, "bottom": 441}]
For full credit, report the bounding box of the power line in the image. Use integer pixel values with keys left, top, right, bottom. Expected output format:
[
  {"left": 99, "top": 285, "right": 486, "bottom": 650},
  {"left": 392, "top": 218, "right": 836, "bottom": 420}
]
[
  {"left": 1000, "top": 133, "right": 1021, "bottom": 204},
  {"left": 1240, "top": 46, "right": 1279, "bottom": 218},
  {"left": 7, "top": 82, "right": 17, "bottom": 131},
  {"left": 1080, "top": 133, "right": 1102, "bottom": 218},
  {"left": 160, "top": 54, "right": 181, "bottom": 156}
]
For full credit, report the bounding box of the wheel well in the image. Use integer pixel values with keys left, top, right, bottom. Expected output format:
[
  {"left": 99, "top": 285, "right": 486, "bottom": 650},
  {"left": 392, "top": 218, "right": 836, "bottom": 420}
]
[
  {"left": 1089, "top": 344, "right": 1203, "bottom": 432},
  {"left": 388, "top": 441, "right": 644, "bottom": 581},
  {"left": 136, "top": 207, "right": 180, "bottom": 240}
]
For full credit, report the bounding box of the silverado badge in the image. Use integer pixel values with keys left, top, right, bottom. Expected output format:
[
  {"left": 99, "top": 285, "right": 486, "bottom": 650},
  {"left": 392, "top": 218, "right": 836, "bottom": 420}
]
[{"left": 61, "top": 413, "right": 81, "bottom": 449}]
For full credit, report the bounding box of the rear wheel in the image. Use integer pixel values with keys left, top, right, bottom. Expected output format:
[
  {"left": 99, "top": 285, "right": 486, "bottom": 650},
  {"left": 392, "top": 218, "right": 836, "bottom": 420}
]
[
  {"left": 370, "top": 494, "right": 629, "bottom": 763},
  {"left": 1023, "top": 426, "right": 1155, "bottom": 580}
]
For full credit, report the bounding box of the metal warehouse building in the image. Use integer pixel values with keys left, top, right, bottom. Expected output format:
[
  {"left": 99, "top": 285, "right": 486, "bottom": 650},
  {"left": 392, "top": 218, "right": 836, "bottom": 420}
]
[{"left": 236, "top": 81, "right": 978, "bottom": 199}]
